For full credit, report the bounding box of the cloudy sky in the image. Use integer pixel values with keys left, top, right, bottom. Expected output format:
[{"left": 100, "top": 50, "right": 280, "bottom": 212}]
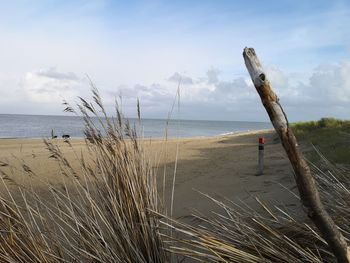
[{"left": 0, "top": 0, "right": 349, "bottom": 122}]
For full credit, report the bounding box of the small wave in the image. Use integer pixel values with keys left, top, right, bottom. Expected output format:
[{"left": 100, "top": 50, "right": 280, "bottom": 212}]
[{"left": 219, "top": 130, "right": 250, "bottom": 136}]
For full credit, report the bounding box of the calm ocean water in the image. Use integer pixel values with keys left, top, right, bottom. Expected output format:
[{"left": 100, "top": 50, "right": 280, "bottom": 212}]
[{"left": 0, "top": 114, "right": 272, "bottom": 139}]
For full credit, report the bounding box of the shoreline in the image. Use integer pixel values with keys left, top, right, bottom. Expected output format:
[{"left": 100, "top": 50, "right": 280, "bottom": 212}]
[{"left": 0, "top": 129, "right": 275, "bottom": 142}]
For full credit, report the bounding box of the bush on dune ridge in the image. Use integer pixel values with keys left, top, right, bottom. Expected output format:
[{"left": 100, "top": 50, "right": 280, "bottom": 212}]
[
  {"left": 0, "top": 90, "right": 349, "bottom": 263},
  {"left": 292, "top": 118, "right": 350, "bottom": 133},
  {"left": 291, "top": 118, "right": 350, "bottom": 165}
]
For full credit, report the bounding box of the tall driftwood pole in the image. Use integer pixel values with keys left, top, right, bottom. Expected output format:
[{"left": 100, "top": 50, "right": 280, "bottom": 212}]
[{"left": 243, "top": 47, "right": 350, "bottom": 263}]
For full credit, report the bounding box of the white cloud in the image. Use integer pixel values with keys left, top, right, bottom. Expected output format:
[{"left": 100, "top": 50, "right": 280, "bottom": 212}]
[
  {"left": 168, "top": 72, "right": 193, "bottom": 85},
  {"left": 206, "top": 68, "right": 221, "bottom": 84},
  {"left": 22, "top": 68, "right": 84, "bottom": 103},
  {"left": 307, "top": 62, "right": 350, "bottom": 103},
  {"left": 103, "top": 60, "right": 350, "bottom": 121},
  {"left": 1, "top": 61, "right": 349, "bottom": 121},
  {"left": 265, "top": 61, "right": 350, "bottom": 107},
  {"left": 35, "top": 68, "right": 79, "bottom": 81}
]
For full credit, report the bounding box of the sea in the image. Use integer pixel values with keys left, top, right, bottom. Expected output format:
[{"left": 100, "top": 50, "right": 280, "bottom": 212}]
[{"left": 0, "top": 114, "right": 272, "bottom": 139}]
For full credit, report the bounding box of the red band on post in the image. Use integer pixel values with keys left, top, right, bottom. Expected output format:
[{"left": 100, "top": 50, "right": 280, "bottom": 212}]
[{"left": 259, "top": 137, "right": 265, "bottom": 144}]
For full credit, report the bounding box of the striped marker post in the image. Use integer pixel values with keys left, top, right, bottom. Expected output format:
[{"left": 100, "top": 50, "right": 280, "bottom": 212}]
[{"left": 258, "top": 137, "right": 265, "bottom": 175}]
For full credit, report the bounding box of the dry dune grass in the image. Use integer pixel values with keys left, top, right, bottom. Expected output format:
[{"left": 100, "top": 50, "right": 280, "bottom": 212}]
[
  {"left": 0, "top": 89, "right": 349, "bottom": 262},
  {"left": 0, "top": 88, "right": 167, "bottom": 262},
  {"left": 165, "top": 149, "right": 350, "bottom": 263}
]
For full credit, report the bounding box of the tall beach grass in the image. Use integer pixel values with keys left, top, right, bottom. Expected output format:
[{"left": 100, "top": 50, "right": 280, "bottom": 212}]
[{"left": 0, "top": 88, "right": 167, "bottom": 262}]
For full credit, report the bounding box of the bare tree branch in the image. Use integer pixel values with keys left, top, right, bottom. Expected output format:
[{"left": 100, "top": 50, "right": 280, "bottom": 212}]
[{"left": 243, "top": 47, "right": 350, "bottom": 263}]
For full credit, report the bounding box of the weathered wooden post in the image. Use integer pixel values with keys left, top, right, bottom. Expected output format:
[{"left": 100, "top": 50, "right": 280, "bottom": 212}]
[
  {"left": 243, "top": 47, "right": 350, "bottom": 263},
  {"left": 258, "top": 137, "right": 264, "bottom": 175}
]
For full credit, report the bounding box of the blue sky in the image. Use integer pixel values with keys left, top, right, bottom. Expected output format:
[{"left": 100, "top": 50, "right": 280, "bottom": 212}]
[{"left": 0, "top": 0, "right": 349, "bottom": 121}]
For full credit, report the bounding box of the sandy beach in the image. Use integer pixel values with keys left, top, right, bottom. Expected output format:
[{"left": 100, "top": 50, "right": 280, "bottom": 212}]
[{"left": 0, "top": 130, "right": 301, "bottom": 220}]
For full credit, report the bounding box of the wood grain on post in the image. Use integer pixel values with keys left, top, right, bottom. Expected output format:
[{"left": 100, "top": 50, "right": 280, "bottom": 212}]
[{"left": 243, "top": 47, "right": 350, "bottom": 263}]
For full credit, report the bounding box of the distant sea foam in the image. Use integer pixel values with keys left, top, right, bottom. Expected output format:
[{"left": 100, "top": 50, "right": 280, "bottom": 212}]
[{"left": 0, "top": 114, "right": 272, "bottom": 139}]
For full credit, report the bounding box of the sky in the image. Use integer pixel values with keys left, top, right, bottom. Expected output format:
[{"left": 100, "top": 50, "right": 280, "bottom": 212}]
[{"left": 0, "top": 0, "right": 349, "bottom": 122}]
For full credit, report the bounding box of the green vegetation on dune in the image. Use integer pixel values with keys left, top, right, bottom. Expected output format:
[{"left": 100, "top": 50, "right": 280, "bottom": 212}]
[{"left": 291, "top": 118, "right": 350, "bottom": 164}]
